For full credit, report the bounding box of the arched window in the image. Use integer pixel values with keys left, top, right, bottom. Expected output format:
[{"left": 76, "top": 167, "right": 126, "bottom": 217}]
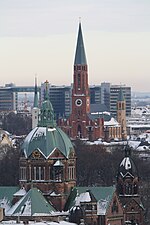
[
  {"left": 52, "top": 160, "right": 63, "bottom": 181},
  {"left": 77, "top": 125, "right": 82, "bottom": 138}
]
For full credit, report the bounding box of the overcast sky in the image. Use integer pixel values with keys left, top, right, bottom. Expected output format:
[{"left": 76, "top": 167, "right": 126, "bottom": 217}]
[{"left": 0, "top": 0, "right": 150, "bottom": 91}]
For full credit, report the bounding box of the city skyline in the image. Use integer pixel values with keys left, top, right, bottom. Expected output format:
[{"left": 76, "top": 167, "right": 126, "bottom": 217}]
[{"left": 0, "top": 0, "right": 150, "bottom": 92}]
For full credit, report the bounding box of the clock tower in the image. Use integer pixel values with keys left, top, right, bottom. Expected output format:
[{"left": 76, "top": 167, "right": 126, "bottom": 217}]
[
  {"left": 59, "top": 22, "right": 104, "bottom": 140},
  {"left": 69, "top": 22, "right": 91, "bottom": 138}
]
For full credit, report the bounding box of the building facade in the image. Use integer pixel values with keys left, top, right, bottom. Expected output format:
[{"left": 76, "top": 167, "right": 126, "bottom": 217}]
[
  {"left": 110, "top": 85, "right": 131, "bottom": 118},
  {"left": 20, "top": 84, "right": 76, "bottom": 211}
]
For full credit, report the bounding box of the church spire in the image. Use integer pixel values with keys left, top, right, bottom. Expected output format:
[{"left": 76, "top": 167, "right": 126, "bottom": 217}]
[
  {"left": 38, "top": 80, "right": 56, "bottom": 128},
  {"left": 74, "top": 22, "right": 87, "bottom": 65},
  {"left": 33, "top": 76, "right": 38, "bottom": 108},
  {"left": 118, "top": 86, "right": 125, "bottom": 102}
]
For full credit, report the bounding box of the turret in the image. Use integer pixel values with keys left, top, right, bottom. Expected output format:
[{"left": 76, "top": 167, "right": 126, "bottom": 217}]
[
  {"left": 116, "top": 145, "right": 139, "bottom": 196},
  {"left": 117, "top": 87, "right": 127, "bottom": 140},
  {"left": 32, "top": 77, "right": 39, "bottom": 129}
]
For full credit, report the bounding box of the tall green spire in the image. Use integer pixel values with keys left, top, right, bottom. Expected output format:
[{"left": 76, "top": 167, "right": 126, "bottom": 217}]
[
  {"left": 38, "top": 81, "right": 56, "bottom": 128},
  {"left": 74, "top": 22, "right": 87, "bottom": 65},
  {"left": 33, "top": 76, "right": 38, "bottom": 108},
  {"left": 118, "top": 87, "right": 125, "bottom": 102}
]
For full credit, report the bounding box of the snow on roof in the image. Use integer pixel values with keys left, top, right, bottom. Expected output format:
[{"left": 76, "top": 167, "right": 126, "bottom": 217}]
[
  {"left": 120, "top": 157, "right": 132, "bottom": 170},
  {"left": 128, "top": 141, "right": 141, "bottom": 149},
  {"left": 0, "top": 197, "right": 11, "bottom": 212},
  {"left": 136, "top": 146, "right": 150, "bottom": 151},
  {"left": 54, "top": 160, "right": 63, "bottom": 167},
  {"left": 13, "top": 187, "right": 26, "bottom": 197},
  {"left": 104, "top": 117, "right": 119, "bottom": 126},
  {"left": 97, "top": 196, "right": 110, "bottom": 215},
  {"left": 75, "top": 192, "right": 91, "bottom": 205}
]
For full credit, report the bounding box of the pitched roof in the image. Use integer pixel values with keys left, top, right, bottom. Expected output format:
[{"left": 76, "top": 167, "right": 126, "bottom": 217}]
[
  {"left": 6, "top": 188, "right": 56, "bottom": 217},
  {"left": 65, "top": 186, "right": 115, "bottom": 214},
  {"left": 74, "top": 23, "right": 87, "bottom": 65},
  {"left": 0, "top": 186, "right": 19, "bottom": 212}
]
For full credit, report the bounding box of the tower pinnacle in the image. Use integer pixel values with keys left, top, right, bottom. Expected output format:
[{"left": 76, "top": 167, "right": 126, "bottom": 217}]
[
  {"left": 33, "top": 76, "right": 38, "bottom": 108},
  {"left": 74, "top": 22, "right": 87, "bottom": 65}
]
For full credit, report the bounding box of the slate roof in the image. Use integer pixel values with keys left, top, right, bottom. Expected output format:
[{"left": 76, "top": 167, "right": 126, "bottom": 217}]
[
  {"left": 21, "top": 126, "right": 74, "bottom": 159},
  {"left": 65, "top": 186, "right": 115, "bottom": 215},
  {"left": 6, "top": 188, "right": 56, "bottom": 217},
  {"left": 74, "top": 22, "right": 87, "bottom": 65}
]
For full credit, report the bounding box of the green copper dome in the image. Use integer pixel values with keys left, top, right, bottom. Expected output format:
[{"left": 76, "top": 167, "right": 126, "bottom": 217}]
[
  {"left": 21, "top": 126, "right": 74, "bottom": 159},
  {"left": 22, "top": 80, "right": 74, "bottom": 159}
]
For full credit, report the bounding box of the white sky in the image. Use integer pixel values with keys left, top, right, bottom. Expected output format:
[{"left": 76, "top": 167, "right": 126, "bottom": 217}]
[{"left": 0, "top": 0, "right": 150, "bottom": 91}]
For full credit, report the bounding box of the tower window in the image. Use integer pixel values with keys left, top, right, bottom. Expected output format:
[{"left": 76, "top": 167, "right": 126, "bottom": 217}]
[
  {"left": 33, "top": 166, "right": 45, "bottom": 181},
  {"left": 68, "top": 166, "right": 75, "bottom": 180},
  {"left": 52, "top": 164, "right": 63, "bottom": 182},
  {"left": 20, "top": 167, "right": 26, "bottom": 180},
  {"left": 78, "top": 74, "right": 81, "bottom": 89}
]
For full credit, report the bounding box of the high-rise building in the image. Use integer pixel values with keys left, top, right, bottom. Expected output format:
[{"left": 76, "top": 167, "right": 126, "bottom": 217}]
[
  {"left": 110, "top": 85, "right": 131, "bottom": 118},
  {"left": 0, "top": 84, "right": 18, "bottom": 111},
  {"left": 40, "top": 82, "right": 71, "bottom": 120}
]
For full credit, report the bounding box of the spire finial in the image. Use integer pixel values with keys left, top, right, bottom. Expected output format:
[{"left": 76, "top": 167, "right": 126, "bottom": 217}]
[
  {"left": 79, "top": 17, "right": 81, "bottom": 23},
  {"left": 125, "top": 142, "right": 131, "bottom": 157},
  {"left": 45, "top": 80, "right": 49, "bottom": 100}
]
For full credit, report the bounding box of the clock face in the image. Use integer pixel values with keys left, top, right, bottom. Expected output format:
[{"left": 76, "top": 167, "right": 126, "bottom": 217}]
[{"left": 75, "top": 99, "right": 82, "bottom": 106}]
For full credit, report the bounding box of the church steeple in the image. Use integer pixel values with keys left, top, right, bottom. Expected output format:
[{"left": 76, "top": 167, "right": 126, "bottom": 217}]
[
  {"left": 32, "top": 76, "right": 39, "bottom": 129},
  {"left": 117, "top": 86, "right": 127, "bottom": 140},
  {"left": 33, "top": 76, "right": 38, "bottom": 108},
  {"left": 118, "top": 86, "right": 125, "bottom": 102},
  {"left": 38, "top": 80, "right": 56, "bottom": 128},
  {"left": 74, "top": 22, "right": 87, "bottom": 65}
]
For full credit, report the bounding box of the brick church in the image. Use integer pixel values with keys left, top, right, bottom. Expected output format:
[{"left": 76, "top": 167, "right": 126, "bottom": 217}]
[{"left": 58, "top": 22, "right": 104, "bottom": 141}]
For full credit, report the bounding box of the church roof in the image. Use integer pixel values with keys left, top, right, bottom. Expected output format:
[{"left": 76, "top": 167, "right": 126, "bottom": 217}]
[
  {"left": 117, "top": 147, "right": 138, "bottom": 179},
  {"left": 0, "top": 186, "right": 19, "bottom": 212},
  {"left": 6, "top": 188, "right": 56, "bottom": 217},
  {"left": 74, "top": 22, "right": 87, "bottom": 65},
  {"left": 65, "top": 186, "right": 115, "bottom": 215},
  {"left": 21, "top": 126, "right": 74, "bottom": 159},
  {"left": 24, "top": 80, "right": 74, "bottom": 159}
]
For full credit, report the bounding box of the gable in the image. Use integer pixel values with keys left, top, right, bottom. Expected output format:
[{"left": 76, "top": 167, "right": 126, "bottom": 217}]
[
  {"left": 48, "top": 148, "right": 66, "bottom": 159},
  {"left": 106, "top": 192, "right": 123, "bottom": 216},
  {"left": 125, "top": 198, "right": 144, "bottom": 212}
]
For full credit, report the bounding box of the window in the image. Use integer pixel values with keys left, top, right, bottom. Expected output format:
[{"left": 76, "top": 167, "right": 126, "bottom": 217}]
[
  {"left": 78, "top": 74, "right": 81, "bottom": 89},
  {"left": 68, "top": 166, "right": 75, "bottom": 180},
  {"left": 20, "top": 167, "right": 26, "bottom": 180},
  {"left": 52, "top": 166, "right": 63, "bottom": 181},
  {"left": 33, "top": 166, "right": 45, "bottom": 181}
]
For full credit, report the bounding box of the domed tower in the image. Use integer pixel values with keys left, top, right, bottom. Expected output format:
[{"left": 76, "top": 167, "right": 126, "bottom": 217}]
[
  {"left": 116, "top": 146, "right": 144, "bottom": 224},
  {"left": 116, "top": 146, "right": 139, "bottom": 196},
  {"left": 20, "top": 81, "right": 76, "bottom": 211}
]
